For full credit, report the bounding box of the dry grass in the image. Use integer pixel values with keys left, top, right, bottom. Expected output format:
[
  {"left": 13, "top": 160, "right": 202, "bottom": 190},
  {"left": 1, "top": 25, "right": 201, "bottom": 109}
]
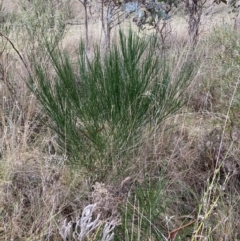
[{"left": 0, "top": 1, "right": 240, "bottom": 240}]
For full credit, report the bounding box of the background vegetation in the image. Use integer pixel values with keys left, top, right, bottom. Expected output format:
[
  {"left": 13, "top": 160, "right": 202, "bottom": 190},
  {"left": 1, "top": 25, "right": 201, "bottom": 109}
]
[{"left": 0, "top": 0, "right": 240, "bottom": 240}]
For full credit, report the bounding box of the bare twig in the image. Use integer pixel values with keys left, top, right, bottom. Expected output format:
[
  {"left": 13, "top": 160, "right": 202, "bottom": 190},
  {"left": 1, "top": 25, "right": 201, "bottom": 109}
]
[{"left": 0, "top": 32, "right": 33, "bottom": 80}]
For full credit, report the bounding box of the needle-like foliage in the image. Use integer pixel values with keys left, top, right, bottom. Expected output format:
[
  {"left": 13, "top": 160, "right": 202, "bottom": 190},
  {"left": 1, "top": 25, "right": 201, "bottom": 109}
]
[{"left": 30, "top": 29, "right": 194, "bottom": 171}]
